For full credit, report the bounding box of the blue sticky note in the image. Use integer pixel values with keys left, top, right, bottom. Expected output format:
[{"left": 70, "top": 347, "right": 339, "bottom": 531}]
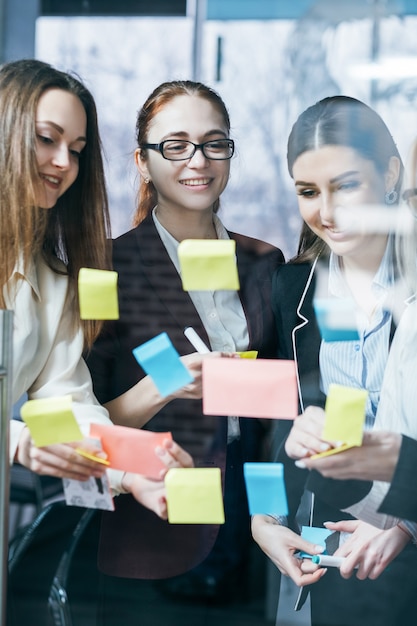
[
  {"left": 299, "top": 526, "right": 334, "bottom": 558},
  {"left": 314, "top": 298, "right": 360, "bottom": 341},
  {"left": 132, "top": 332, "right": 194, "bottom": 397},
  {"left": 243, "top": 463, "right": 288, "bottom": 516}
]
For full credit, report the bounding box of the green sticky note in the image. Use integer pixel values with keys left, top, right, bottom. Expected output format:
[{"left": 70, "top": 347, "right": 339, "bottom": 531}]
[
  {"left": 78, "top": 268, "right": 119, "bottom": 320},
  {"left": 20, "top": 395, "right": 83, "bottom": 447},
  {"left": 177, "top": 239, "right": 240, "bottom": 291},
  {"left": 323, "top": 384, "right": 367, "bottom": 447},
  {"left": 165, "top": 467, "right": 225, "bottom": 524}
]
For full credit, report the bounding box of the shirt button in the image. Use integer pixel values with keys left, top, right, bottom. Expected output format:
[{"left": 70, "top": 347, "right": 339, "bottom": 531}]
[
  {"left": 354, "top": 344, "right": 360, "bottom": 351},
  {"left": 210, "top": 311, "right": 217, "bottom": 318}
]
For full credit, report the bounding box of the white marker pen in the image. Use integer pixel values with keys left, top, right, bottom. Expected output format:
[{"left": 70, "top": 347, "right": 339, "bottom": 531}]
[
  {"left": 183, "top": 326, "right": 211, "bottom": 354},
  {"left": 312, "top": 555, "right": 346, "bottom": 568}
]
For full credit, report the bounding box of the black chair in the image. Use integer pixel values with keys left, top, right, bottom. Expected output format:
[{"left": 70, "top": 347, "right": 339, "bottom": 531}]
[
  {"left": 9, "top": 464, "right": 64, "bottom": 538},
  {"left": 48, "top": 508, "right": 100, "bottom": 626},
  {"left": 7, "top": 501, "right": 88, "bottom": 626}
]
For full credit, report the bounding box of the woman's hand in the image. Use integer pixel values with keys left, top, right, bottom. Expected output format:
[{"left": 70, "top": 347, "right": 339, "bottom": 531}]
[
  {"left": 251, "top": 514, "right": 327, "bottom": 587},
  {"left": 285, "top": 406, "right": 333, "bottom": 459},
  {"left": 324, "top": 519, "right": 411, "bottom": 580},
  {"left": 121, "top": 438, "right": 194, "bottom": 519},
  {"left": 16, "top": 426, "right": 107, "bottom": 481},
  {"left": 296, "top": 431, "right": 401, "bottom": 482},
  {"left": 155, "top": 437, "right": 194, "bottom": 478},
  {"left": 106, "top": 351, "right": 233, "bottom": 428},
  {"left": 171, "top": 351, "right": 235, "bottom": 401},
  {"left": 121, "top": 473, "right": 169, "bottom": 518}
]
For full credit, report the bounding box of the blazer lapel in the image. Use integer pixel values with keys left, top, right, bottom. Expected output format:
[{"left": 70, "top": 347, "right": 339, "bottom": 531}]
[
  {"left": 132, "top": 216, "right": 211, "bottom": 350},
  {"left": 291, "top": 262, "right": 324, "bottom": 410}
]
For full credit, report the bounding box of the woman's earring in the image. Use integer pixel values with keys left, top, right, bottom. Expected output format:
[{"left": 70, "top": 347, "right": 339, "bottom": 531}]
[
  {"left": 144, "top": 177, "right": 150, "bottom": 184},
  {"left": 385, "top": 188, "right": 398, "bottom": 204}
]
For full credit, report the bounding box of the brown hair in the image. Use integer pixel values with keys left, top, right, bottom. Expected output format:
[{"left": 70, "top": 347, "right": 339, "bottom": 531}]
[
  {"left": 133, "top": 80, "right": 231, "bottom": 226},
  {"left": 0, "top": 58, "right": 111, "bottom": 347}
]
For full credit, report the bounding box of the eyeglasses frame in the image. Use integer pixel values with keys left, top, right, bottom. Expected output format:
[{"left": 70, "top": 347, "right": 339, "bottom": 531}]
[{"left": 139, "top": 138, "right": 235, "bottom": 161}]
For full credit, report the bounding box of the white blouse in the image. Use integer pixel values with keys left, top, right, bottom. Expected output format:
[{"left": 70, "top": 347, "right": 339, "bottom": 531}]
[{"left": 6, "top": 255, "right": 124, "bottom": 493}]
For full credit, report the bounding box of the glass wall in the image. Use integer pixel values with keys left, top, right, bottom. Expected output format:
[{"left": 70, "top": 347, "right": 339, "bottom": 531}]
[{"left": 36, "top": 3, "right": 417, "bottom": 258}]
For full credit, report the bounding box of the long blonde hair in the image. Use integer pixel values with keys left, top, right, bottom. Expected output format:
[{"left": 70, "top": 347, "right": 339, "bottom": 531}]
[{"left": 0, "top": 59, "right": 111, "bottom": 347}]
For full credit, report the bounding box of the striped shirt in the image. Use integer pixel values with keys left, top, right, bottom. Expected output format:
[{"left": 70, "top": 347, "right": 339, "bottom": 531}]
[{"left": 320, "top": 240, "right": 394, "bottom": 430}]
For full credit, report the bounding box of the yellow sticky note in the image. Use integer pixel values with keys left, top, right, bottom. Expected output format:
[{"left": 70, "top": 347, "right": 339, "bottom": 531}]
[
  {"left": 78, "top": 268, "right": 119, "bottom": 320},
  {"left": 75, "top": 449, "right": 110, "bottom": 465},
  {"left": 165, "top": 468, "right": 225, "bottom": 524},
  {"left": 309, "top": 442, "right": 355, "bottom": 460},
  {"left": 177, "top": 239, "right": 240, "bottom": 291},
  {"left": 236, "top": 350, "right": 258, "bottom": 359},
  {"left": 322, "top": 384, "right": 367, "bottom": 447},
  {"left": 20, "top": 395, "right": 82, "bottom": 447}
]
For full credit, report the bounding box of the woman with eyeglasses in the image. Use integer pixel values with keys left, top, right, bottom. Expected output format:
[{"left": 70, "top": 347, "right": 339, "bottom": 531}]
[{"left": 86, "top": 80, "right": 284, "bottom": 624}]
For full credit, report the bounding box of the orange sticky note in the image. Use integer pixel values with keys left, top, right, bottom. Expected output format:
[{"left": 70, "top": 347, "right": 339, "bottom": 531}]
[
  {"left": 202, "top": 358, "right": 298, "bottom": 419},
  {"left": 20, "top": 395, "right": 83, "bottom": 447},
  {"left": 78, "top": 268, "right": 119, "bottom": 320},
  {"left": 165, "top": 468, "right": 225, "bottom": 524},
  {"left": 178, "top": 239, "right": 240, "bottom": 291},
  {"left": 89, "top": 423, "right": 172, "bottom": 479}
]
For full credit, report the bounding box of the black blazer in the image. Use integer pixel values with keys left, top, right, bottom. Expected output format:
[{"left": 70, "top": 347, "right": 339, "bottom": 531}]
[
  {"left": 271, "top": 262, "right": 417, "bottom": 626},
  {"left": 379, "top": 435, "right": 417, "bottom": 522},
  {"left": 87, "top": 215, "right": 284, "bottom": 578},
  {"left": 271, "top": 262, "right": 373, "bottom": 527}
]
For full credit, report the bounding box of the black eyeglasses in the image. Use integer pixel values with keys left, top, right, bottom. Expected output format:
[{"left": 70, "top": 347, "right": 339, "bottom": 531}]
[{"left": 140, "top": 138, "right": 234, "bottom": 161}]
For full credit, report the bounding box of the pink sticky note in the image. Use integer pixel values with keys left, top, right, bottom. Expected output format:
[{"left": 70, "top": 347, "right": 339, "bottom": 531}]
[
  {"left": 89, "top": 423, "right": 172, "bottom": 479},
  {"left": 202, "top": 358, "right": 298, "bottom": 419}
]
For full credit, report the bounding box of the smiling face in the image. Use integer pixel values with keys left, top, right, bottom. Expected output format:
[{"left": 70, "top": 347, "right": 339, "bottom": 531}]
[
  {"left": 136, "top": 94, "right": 231, "bottom": 217},
  {"left": 35, "top": 88, "right": 87, "bottom": 209},
  {"left": 292, "top": 144, "right": 395, "bottom": 264}
]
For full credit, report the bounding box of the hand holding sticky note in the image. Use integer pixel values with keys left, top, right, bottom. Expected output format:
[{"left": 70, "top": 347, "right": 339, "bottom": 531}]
[
  {"left": 310, "top": 384, "right": 367, "bottom": 459},
  {"left": 165, "top": 467, "right": 224, "bottom": 524},
  {"left": 132, "top": 332, "right": 194, "bottom": 397},
  {"left": 78, "top": 268, "right": 119, "bottom": 320},
  {"left": 20, "top": 395, "right": 83, "bottom": 447},
  {"left": 178, "top": 239, "right": 240, "bottom": 291},
  {"left": 298, "top": 525, "right": 337, "bottom": 559},
  {"left": 243, "top": 463, "right": 288, "bottom": 516}
]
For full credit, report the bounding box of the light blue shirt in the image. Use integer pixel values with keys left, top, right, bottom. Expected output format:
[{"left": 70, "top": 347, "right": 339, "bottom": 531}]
[{"left": 320, "top": 240, "right": 394, "bottom": 430}]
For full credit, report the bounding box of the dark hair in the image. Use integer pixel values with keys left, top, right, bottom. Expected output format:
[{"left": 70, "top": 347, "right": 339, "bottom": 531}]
[
  {"left": 133, "top": 80, "right": 231, "bottom": 226},
  {"left": 0, "top": 58, "right": 111, "bottom": 346},
  {"left": 287, "top": 96, "right": 404, "bottom": 262}
]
